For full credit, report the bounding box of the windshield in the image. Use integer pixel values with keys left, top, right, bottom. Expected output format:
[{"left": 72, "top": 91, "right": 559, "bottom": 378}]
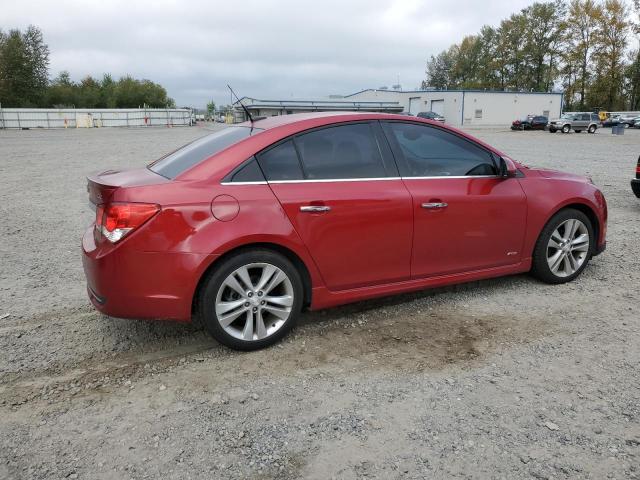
[{"left": 149, "top": 126, "right": 262, "bottom": 179}]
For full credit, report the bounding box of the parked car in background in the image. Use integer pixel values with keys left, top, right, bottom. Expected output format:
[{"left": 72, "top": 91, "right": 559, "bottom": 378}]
[
  {"left": 82, "top": 112, "right": 608, "bottom": 350},
  {"left": 619, "top": 115, "right": 638, "bottom": 128},
  {"left": 632, "top": 156, "right": 640, "bottom": 198},
  {"left": 633, "top": 117, "right": 640, "bottom": 128},
  {"left": 548, "top": 113, "right": 600, "bottom": 133},
  {"left": 602, "top": 115, "right": 621, "bottom": 127},
  {"left": 417, "top": 111, "right": 445, "bottom": 123},
  {"left": 511, "top": 115, "right": 548, "bottom": 130}
]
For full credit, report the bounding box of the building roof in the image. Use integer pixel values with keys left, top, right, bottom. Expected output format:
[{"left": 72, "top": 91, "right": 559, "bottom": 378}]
[
  {"left": 234, "top": 97, "right": 403, "bottom": 112},
  {"left": 344, "top": 88, "right": 564, "bottom": 97}
]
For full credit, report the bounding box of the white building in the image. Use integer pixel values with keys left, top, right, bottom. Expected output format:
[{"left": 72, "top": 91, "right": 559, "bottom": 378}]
[
  {"left": 234, "top": 89, "right": 564, "bottom": 127},
  {"left": 343, "top": 89, "right": 564, "bottom": 127}
]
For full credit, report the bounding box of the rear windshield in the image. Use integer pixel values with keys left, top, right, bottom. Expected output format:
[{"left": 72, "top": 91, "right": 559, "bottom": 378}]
[{"left": 149, "top": 126, "right": 261, "bottom": 179}]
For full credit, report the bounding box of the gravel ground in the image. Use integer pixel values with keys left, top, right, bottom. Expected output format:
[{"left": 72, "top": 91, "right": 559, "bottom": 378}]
[{"left": 0, "top": 124, "right": 639, "bottom": 480}]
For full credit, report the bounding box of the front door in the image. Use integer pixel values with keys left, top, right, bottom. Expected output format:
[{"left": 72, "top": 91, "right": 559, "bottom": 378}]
[
  {"left": 257, "top": 122, "right": 413, "bottom": 290},
  {"left": 381, "top": 121, "right": 527, "bottom": 278}
]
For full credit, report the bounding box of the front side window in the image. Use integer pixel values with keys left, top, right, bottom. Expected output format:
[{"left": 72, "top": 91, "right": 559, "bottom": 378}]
[
  {"left": 150, "top": 126, "right": 260, "bottom": 179},
  {"left": 382, "top": 122, "right": 497, "bottom": 177},
  {"left": 294, "top": 123, "right": 387, "bottom": 179}
]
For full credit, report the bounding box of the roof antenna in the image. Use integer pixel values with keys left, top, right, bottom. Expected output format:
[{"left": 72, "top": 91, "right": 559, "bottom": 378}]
[{"left": 227, "top": 84, "right": 254, "bottom": 124}]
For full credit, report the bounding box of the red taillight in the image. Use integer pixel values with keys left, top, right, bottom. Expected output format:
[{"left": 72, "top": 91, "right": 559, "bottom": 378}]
[{"left": 95, "top": 202, "right": 159, "bottom": 243}]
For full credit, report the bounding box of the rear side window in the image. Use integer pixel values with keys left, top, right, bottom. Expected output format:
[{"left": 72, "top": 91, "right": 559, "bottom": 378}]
[
  {"left": 382, "top": 122, "right": 496, "bottom": 177},
  {"left": 228, "top": 157, "right": 265, "bottom": 183},
  {"left": 149, "top": 127, "right": 259, "bottom": 179},
  {"left": 295, "top": 123, "right": 387, "bottom": 179},
  {"left": 257, "top": 140, "right": 304, "bottom": 181}
]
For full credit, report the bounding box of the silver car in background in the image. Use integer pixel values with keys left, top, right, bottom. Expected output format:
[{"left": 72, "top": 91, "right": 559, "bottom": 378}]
[{"left": 548, "top": 112, "right": 600, "bottom": 134}]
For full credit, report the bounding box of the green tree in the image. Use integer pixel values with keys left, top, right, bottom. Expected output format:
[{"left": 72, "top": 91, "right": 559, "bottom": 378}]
[
  {"left": 0, "top": 25, "right": 49, "bottom": 107},
  {"left": 589, "top": 0, "right": 630, "bottom": 110},
  {"left": 423, "top": 47, "right": 456, "bottom": 89},
  {"left": 564, "top": 0, "right": 602, "bottom": 109},
  {"left": 206, "top": 100, "right": 216, "bottom": 117},
  {"left": 521, "top": 2, "right": 566, "bottom": 91}
]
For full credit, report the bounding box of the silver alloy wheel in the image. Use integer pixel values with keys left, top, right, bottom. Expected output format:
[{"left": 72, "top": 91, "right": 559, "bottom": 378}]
[
  {"left": 215, "top": 262, "right": 294, "bottom": 341},
  {"left": 546, "top": 219, "right": 590, "bottom": 277}
]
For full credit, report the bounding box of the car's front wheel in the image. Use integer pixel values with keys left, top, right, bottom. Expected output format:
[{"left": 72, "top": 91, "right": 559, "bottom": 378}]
[
  {"left": 531, "top": 209, "right": 594, "bottom": 284},
  {"left": 562, "top": 124, "right": 571, "bottom": 133},
  {"left": 588, "top": 125, "right": 597, "bottom": 133},
  {"left": 199, "top": 249, "right": 303, "bottom": 350}
]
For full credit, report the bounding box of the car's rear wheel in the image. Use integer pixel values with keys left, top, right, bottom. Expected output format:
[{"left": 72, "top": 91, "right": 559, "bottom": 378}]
[
  {"left": 562, "top": 124, "right": 571, "bottom": 133},
  {"left": 199, "top": 249, "right": 303, "bottom": 350},
  {"left": 531, "top": 209, "right": 594, "bottom": 284},
  {"left": 588, "top": 125, "right": 597, "bottom": 133}
]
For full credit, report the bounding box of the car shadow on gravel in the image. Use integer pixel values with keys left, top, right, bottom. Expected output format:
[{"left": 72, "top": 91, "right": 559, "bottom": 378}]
[{"left": 2, "top": 274, "right": 551, "bottom": 407}]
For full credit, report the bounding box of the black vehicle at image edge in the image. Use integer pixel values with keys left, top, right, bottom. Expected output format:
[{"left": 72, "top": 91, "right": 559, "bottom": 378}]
[{"left": 632, "top": 155, "right": 640, "bottom": 198}]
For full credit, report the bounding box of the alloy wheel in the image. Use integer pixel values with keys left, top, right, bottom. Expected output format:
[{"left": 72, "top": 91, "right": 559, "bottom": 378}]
[
  {"left": 215, "top": 263, "right": 294, "bottom": 341},
  {"left": 546, "top": 219, "right": 590, "bottom": 277}
]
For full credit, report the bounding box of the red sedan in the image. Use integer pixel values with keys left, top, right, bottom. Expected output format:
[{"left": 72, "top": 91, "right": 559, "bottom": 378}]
[{"left": 82, "top": 112, "right": 608, "bottom": 350}]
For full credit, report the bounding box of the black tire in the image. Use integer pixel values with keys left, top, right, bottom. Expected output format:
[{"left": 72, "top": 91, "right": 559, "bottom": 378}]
[
  {"left": 588, "top": 125, "right": 597, "bottom": 133},
  {"left": 198, "top": 249, "right": 303, "bottom": 350},
  {"left": 561, "top": 124, "right": 571, "bottom": 133},
  {"left": 530, "top": 208, "right": 595, "bottom": 284}
]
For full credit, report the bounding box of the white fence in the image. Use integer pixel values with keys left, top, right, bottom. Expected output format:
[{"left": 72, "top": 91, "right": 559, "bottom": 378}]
[{"left": 0, "top": 108, "right": 193, "bottom": 129}]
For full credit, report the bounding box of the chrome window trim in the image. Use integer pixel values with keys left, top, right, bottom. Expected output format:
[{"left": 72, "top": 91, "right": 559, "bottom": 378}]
[
  {"left": 402, "top": 175, "right": 499, "bottom": 180},
  {"left": 220, "top": 181, "right": 268, "bottom": 186},
  {"left": 268, "top": 177, "right": 401, "bottom": 184},
  {"left": 221, "top": 175, "right": 499, "bottom": 185}
]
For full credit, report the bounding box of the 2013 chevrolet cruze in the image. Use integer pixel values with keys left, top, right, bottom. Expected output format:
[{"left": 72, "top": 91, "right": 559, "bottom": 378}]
[{"left": 82, "top": 112, "right": 607, "bottom": 350}]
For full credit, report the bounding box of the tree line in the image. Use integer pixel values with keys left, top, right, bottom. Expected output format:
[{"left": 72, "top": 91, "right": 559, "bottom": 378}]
[
  {"left": 0, "top": 26, "right": 175, "bottom": 108},
  {"left": 422, "top": 0, "right": 640, "bottom": 111}
]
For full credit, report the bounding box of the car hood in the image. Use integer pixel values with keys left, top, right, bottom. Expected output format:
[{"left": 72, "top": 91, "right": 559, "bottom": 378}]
[{"left": 535, "top": 168, "right": 591, "bottom": 183}]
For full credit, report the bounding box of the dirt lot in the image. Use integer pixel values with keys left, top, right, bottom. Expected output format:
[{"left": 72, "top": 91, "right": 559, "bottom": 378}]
[{"left": 1, "top": 124, "right": 639, "bottom": 479}]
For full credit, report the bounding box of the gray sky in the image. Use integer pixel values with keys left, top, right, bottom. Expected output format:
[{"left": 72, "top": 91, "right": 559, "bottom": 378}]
[{"left": 4, "top": 0, "right": 536, "bottom": 107}]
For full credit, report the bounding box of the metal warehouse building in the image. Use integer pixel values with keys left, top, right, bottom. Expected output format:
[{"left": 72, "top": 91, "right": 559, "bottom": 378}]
[
  {"left": 344, "top": 89, "right": 564, "bottom": 127},
  {"left": 234, "top": 89, "right": 563, "bottom": 127}
]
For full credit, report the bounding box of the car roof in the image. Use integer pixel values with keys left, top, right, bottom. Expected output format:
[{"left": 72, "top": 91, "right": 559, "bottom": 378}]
[{"left": 181, "top": 111, "right": 510, "bottom": 181}]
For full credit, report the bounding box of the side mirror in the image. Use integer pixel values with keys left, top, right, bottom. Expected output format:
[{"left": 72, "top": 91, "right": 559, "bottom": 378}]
[{"left": 499, "top": 157, "right": 517, "bottom": 178}]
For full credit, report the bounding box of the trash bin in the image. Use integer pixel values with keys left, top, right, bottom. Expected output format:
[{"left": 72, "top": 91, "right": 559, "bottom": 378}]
[{"left": 612, "top": 125, "right": 625, "bottom": 135}]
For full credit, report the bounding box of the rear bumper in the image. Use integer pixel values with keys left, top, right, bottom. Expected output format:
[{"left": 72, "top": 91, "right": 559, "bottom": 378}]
[
  {"left": 632, "top": 179, "right": 640, "bottom": 198},
  {"left": 81, "top": 227, "right": 215, "bottom": 321}
]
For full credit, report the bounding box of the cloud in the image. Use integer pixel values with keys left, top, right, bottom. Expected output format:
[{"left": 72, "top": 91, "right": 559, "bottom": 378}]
[{"left": 3, "top": 0, "right": 535, "bottom": 107}]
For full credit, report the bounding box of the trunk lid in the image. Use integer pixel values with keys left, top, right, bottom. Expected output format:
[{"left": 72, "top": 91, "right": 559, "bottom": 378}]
[{"left": 87, "top": 167, "right": 168, "bottom": 205}]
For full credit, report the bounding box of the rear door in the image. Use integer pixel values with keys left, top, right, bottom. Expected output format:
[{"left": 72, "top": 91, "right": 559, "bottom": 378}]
[
  {"left": 381, "top": 121, "right": 527, "bottom": 278},
  {"left": 258, "top": 122, "right": 413, "bottom": 291}
]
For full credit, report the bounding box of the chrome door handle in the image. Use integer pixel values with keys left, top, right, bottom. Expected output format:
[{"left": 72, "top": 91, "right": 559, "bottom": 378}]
[
  {"left": 300, "top": 205, "right": 331, "bottom": 213},
  {"left": 421, "top": 202, "right": 448, "bottom": 209}
]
